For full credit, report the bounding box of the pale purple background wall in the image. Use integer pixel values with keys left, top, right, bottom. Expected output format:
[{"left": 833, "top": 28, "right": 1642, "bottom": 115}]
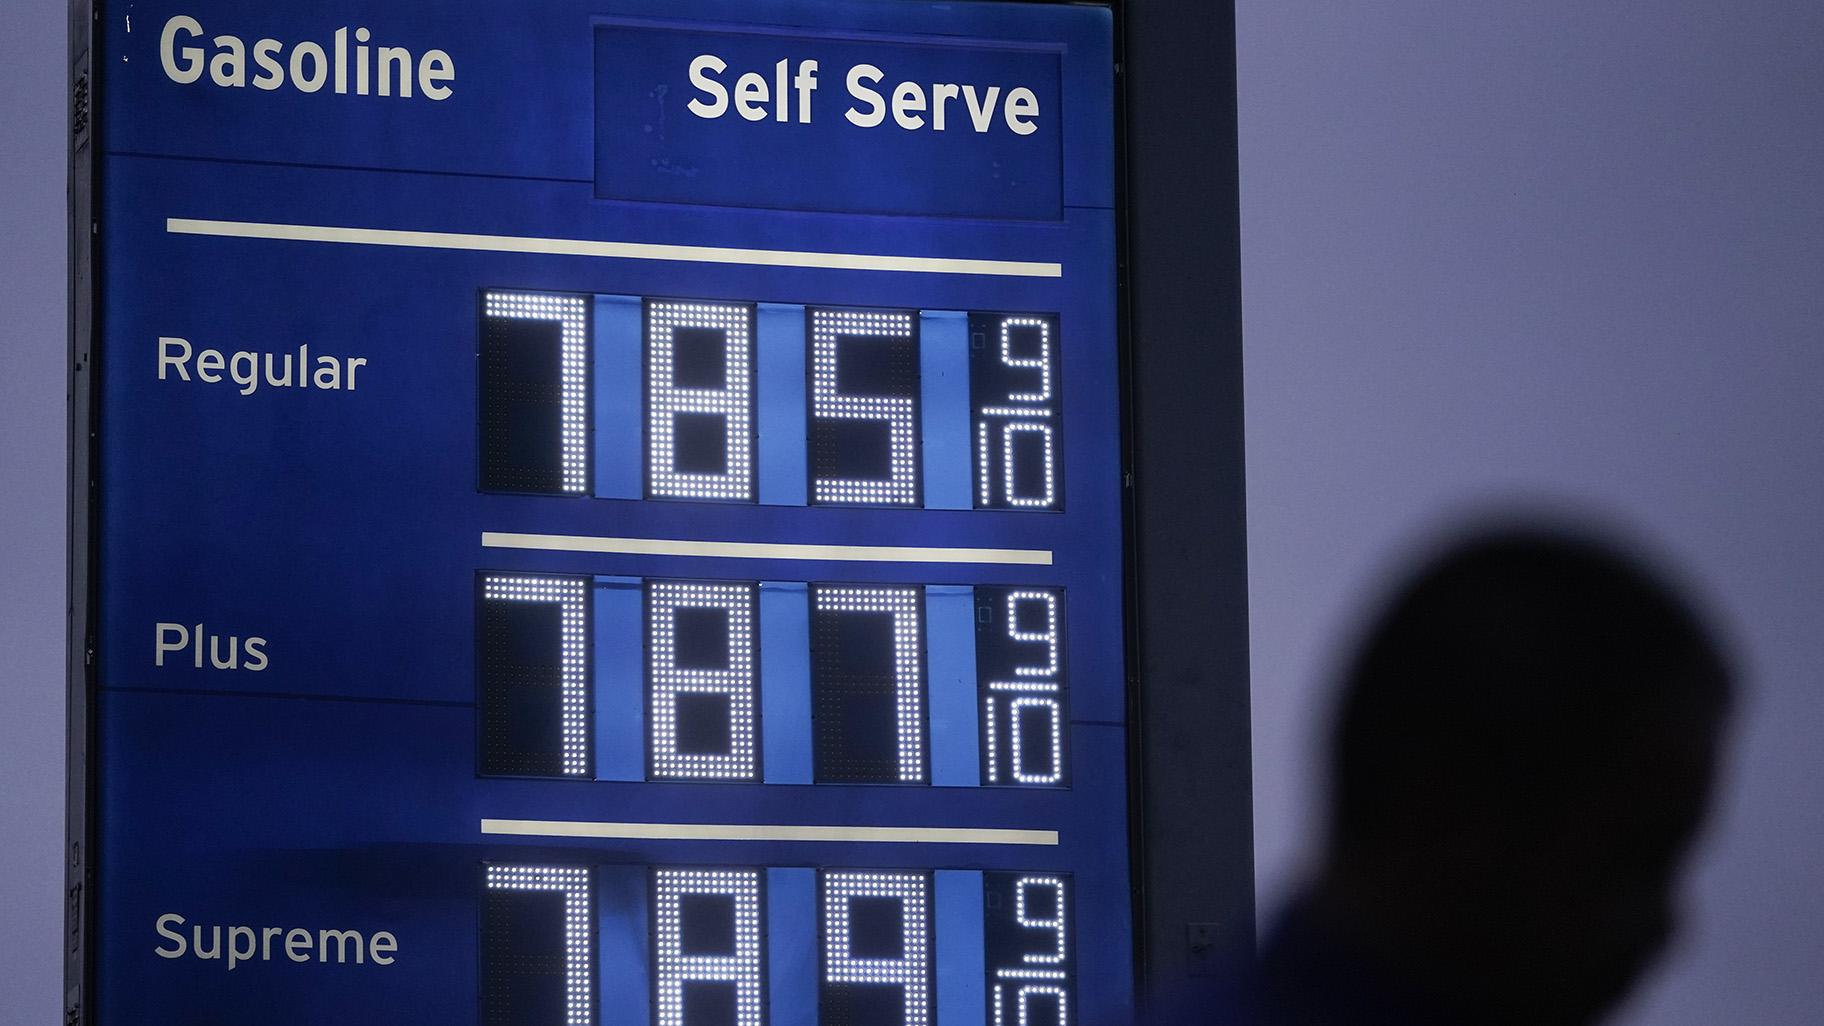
[
  {"left": 1237, "top": 3, "right": 1824, "bottom": 1024},
  {"left": 0, "top": 1, "right": 71, "bottom": 1021},
  {"left": 4, "top": 1, "right": 1823, "bottom": 1023}
]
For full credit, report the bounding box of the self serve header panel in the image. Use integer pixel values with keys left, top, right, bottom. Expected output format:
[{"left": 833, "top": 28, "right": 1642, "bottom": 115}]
[{"left": 85, "top": 2, "right": 1124, "bottom": 1024}]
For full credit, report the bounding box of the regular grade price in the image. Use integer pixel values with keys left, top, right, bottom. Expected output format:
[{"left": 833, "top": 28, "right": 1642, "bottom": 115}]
[{"left": 479, "top": 291, "right": 1065, "bottom": 511}]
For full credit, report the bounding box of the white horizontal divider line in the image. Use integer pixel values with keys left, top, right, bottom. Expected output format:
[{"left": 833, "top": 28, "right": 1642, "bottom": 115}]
[
  {"left": 482, "top": 531, "right": 1054, "bottom": 567},
  {"left": 481, "top": 819, "right": 1059, "bottom": 847},
  {"left": 166, "top": 218, "right": 1063, "bottom": 279}
]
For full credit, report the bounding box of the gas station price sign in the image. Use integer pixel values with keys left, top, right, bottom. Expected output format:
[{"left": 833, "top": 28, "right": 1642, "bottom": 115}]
[{"left": 72, "top": 1, "right": 1140, "bottom": 1023}]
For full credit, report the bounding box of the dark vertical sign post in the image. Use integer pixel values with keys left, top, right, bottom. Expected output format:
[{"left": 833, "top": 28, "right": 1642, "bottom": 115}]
[{"left": 68, "top": 1, "right": 1249, "bottom": 1023}]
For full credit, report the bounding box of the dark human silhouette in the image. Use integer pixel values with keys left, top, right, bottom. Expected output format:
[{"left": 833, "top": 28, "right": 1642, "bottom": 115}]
[{"left": 1206, "top": 528, "right": 1733, "bottom": 1026}]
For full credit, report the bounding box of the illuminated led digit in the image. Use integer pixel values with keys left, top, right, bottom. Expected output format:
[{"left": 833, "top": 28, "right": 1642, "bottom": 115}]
[
  {"left": 977, "top": 422, "right": 994, "bottom": 506},
  {"left": 481, "top": 290, "right": 590, "bottom": 495},
  {"left": 970, "top": 314, "right": 1063, "bottom": 511},
  {"left": 811, "top": 586, "right": 927, "bottom": 784},
  {"left": 480, "top": 575, "right": 590, "bottom": 777},
  {"left": 999, "top": 317, "right": 1054, "bottom": 404},
  {"left": 1015, "top": 878, "right": 1068, "bottom": 964},
  {"left": 984, "top": 874, "right": 1073, "bottom": 1026},
  {"left": 977, "top": 588, "right": 1067, "bottom": 787},
  {"left": 994, "top": 979, "right": 1068, "bottom": 1026},
  {"left": 483, "top": 865, "right": 594, "bottom": 1026},
  {"left": 646, "top": 581, "right": 759, "bottom": 781},
  {"left": 1005, "top": 592, "right": 1059, "bottom": 678},
  {"left": 1007, "top": 698, "right": 1064, "bottom": 787},
  {"left": 820, "top": 871, "right": 932, "bottom": 1026},
  {"left": 809, "top": 308, "right": 921, "bottom": 506},
  {"left": 646, "top": 301, "right": 756, "bottom": 501},
  {"left": 652, "top": 869, "right": 765, "bottom": 1026},
  {"left": 999, "top": 422, "right": 1057, "bottom": 508}
]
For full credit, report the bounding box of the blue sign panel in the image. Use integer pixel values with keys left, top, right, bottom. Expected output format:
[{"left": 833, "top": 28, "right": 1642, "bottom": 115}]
[
  {"left": 91, "top": 2, "right": 1121, "bottom": 1023},
  {"left": 592, "top": 22, "right": 1066, "bottom": 218}
]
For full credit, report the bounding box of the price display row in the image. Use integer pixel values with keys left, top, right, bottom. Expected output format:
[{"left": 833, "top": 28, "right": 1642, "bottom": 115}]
[
  {"left": 483, "top": 864, "right": 1075, "bottom": 1026},
  {"left": 480, "top": 576, "right": 1072, "bottom": 789},
  {"left": 481, "top": 291, "right": 1066, "bottom": 510}
]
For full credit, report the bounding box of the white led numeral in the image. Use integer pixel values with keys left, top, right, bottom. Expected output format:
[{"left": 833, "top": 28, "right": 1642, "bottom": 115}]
[
  {"left": 992, "top": 977, "right": 1068, "bottom": 1026},
  {"left": 648, "top": 582, "right": 758, "bottom": 780},
  {"left": 999, "top": 318, "right": 1054, "bottom": 404},
  {"left": 486, "top": 291, "right": 589, "bottom": 494},
  {"left": 811, "top": 309, "right": 919, "bottom": 506},
  {"left": 998, "top": 422, "right": 1057, "bottom": 508},
  {"left": 991, "top": 877, "right": 1070, "bottom": 1026},
  {"left": 1005, "top": 592, "right": 1059, "bottom": 679},
  {"left": 1006, "top": 698, "right": 1063, "bottom": 787},
  {"left": 986, "top": 592, "right": 1064, "bottom": 786},
  {"left": 653, "top": 869, "right": 764, "bottom": 1026},
  {"left": 975, "top": 316, "right": 1060, "bottom": 510},
  {"left": 817, "top": 586, "right": 927, "bottom": 783},
  {"left": 647, "top": 301, "right": 755, "bottom": 501},
  {"left": 985, "top": 688, "right": 1064, "bottom": 786},
  {"left": 484, "top": 575, "right": 590, "bottom": 776},
  {"left": 823, "top": 872, "right": 931, "bottom": 1026},
  {"left": 1015, "top": 878, "right": 1067, "bottom": 965},
  {"left": 487, "top": 866, "right": 594, "bottom": 1026}
]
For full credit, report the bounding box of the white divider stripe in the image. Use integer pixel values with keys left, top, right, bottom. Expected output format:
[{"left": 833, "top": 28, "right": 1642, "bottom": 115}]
[
  {"left": 481, "top": 819, "right": 1058, "bottom": 847},
  {"left": 481, "top": 531, "right": 1053, "bottom": 567},
  {"left": 166, "top": 218, "right": 1062, "bottom": 279}
]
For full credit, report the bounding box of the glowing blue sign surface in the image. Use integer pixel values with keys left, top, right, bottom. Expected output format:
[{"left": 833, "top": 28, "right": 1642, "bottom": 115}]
[{"left": 94, "top": 2, "right": 1122, "bottom": 1023}]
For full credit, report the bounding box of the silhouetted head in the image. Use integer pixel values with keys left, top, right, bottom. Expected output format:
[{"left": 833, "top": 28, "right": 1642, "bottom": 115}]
[{"left": 1321, "top": 527, "right": 1732, "bottom": 1025}]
